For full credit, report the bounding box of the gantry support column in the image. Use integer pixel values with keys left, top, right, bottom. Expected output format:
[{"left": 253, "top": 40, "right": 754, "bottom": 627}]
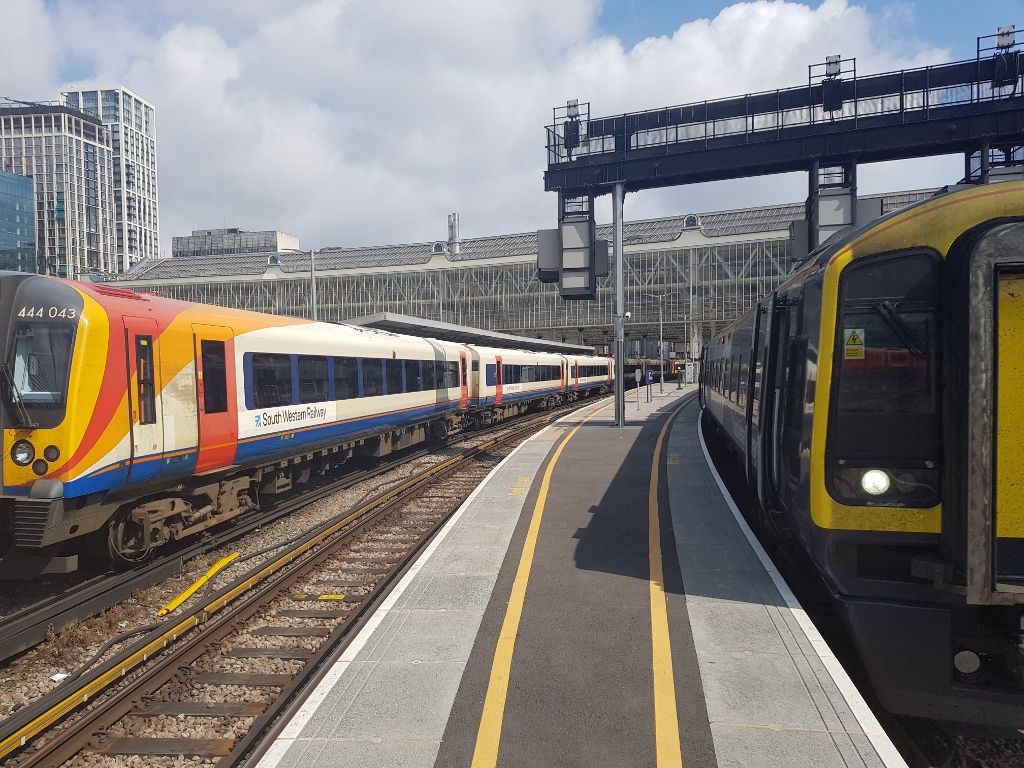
[{"left": 613, "top": 182, "right": 625, "bottom": 428}]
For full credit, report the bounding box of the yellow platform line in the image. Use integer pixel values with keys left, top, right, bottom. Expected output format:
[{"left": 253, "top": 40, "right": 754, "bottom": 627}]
[
  {"left": 471, "top": 402, "right": 610, "bottom": 768},
  {"left": 649, "top": 402, "right": 686, "bottom": 767}
]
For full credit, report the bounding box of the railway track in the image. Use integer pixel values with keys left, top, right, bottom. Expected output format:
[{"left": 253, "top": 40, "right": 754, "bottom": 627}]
[
  {"left": 0, "top": 447, "right": 433, "bottom": 665},
  {"left": 0, "top": 394, "right": 599, "bottom": 666},
  {"left": 0, "top": 399, "right": 599, "bottom": 767}
]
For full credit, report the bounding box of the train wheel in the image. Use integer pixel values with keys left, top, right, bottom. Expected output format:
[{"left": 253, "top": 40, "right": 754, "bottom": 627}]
[{"left": 107, "top": 510, "right": 152, "bottom": 565}]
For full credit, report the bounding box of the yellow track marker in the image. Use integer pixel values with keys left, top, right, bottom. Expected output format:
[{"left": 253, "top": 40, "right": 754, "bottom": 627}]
[
  {"left": 648, "top": 403, "right": 686, "bottom": 767},
  {"left": 471, "top": 402, "right": 610, "bottom": 768},
  {"left": 156, "top": 552, "right": 240, "bottom": 617}
]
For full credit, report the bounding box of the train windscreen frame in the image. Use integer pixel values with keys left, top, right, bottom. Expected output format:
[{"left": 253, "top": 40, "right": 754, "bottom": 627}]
[{"left": 827, "top": 250, "right": 941, "bottom": 508}]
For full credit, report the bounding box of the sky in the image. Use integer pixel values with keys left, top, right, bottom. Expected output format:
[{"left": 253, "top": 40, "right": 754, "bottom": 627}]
[{"left": 3, "top": 0, "right": 1022, "bottom": 255}]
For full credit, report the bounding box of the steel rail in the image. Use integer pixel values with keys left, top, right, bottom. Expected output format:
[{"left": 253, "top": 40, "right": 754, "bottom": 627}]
[
  {"left": 0, "top": 447, "right": 430, "bottom": 664},
  {"left": 0, "top": 400, "right": 599, "bottom": 764},
  {"left": 0, "top": 394, "right": 595, "bottom": 663}
]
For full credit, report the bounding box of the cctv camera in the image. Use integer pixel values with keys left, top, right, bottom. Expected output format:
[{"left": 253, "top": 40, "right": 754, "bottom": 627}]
[{"left": 624, "top": 311, "right": 632, "bottom": 320}]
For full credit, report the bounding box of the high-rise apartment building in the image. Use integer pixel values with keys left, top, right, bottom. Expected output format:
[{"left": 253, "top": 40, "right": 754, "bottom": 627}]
[
  {"left": 0, "top": 169, "right": 36, "bottom": 273},
  {"left": 0, "top": 102, "right": 118, "bottom": 278},
  {"left": 63, "top": 87, "right": 159, "bottom": 268}
]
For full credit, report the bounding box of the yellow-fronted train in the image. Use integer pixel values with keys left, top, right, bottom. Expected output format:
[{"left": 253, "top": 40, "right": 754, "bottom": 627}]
[{"left": 701, "top": 181, "right": 1024, "bottom": 727}]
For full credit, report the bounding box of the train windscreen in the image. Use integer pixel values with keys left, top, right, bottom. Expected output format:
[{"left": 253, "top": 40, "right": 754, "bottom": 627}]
[
  {"left": 828, "top": 251, "right": 940, "bottom": 507},
  {"left": 9, "top": 323, "right": 75, "bottom": 407}
]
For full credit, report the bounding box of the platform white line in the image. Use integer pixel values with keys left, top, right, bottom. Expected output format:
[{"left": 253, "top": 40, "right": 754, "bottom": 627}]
[
  {"left": 255, "top": 397, "right": 613, "bottom": 768},
  {"left": 696, "top": 415, "right": 908, "bottom": 768}
]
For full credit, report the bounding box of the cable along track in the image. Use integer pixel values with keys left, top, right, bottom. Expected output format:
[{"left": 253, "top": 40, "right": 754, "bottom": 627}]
[{"left": 0, "top": 404, "right": 582, "bottom": 767}]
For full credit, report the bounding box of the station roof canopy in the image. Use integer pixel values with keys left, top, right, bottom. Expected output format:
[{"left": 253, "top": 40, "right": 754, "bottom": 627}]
[{"left": 344, "top": 312, "right": 594, "bottom": 355}]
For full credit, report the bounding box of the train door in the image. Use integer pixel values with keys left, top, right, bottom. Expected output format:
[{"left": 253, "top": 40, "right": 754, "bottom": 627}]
[
  {"left": 495, "top": 355, "right": 503, "bottom": 404},
  {"left": 193, "top": 324, "right": 237, "bottom": 473},
  {"left": 956, "top": 225, "right": 1024, "bottom": 603},
  {"left": 745, "top": 305, "right": 764, "bottom": 487},
  {"left": 124, "top": 317, "right": 164, "bottom": 483},
  {"left": 459, "top": 351, "right": 469, "bottom": 409},
  {"left": 761, "top": 293, "right": 787, "bottom": 512}
]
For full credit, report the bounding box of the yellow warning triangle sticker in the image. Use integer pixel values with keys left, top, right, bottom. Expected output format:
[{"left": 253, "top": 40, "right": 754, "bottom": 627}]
[{"left": 846, "top": 330, "right": 863, "bottom": 345}]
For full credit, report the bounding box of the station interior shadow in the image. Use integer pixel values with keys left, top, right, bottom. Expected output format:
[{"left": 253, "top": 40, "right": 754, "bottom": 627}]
[{"left": 566, "top": 392, "right": 780, "bottom": 606}]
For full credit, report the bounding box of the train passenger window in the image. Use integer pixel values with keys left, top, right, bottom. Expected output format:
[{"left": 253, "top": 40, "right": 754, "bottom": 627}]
[
  {"left": 200, "top": 340, "right": 228, "bottom": 414},
  {"left": 420, "top": 360, "right": 435, "bottom": 390},
  {"left": 485, "top": 364, "right": 496, "bottom": 386},
  {"left": 363, "top": 359, "right": 384, "bottom": 397},
  {"left": 298, "top": 356, "right": 328, "bottom": 403},
  {"left": 443, "top": 361, "right": 459, "bottom": 388},
  {"left": 252, "top": 353, "right": 293, "bottom": 408},
  {"left": 334, "top": 357, "right": 359, "bottom": 400},
  {"left": 384, "top": 358, "right": 404, "bottom": 395},
  {"left": 402, "top": 360, "right": 420, "bottom": 392},
  {"left": 135, "top": 336, "right": 157, "bottom": 424}
]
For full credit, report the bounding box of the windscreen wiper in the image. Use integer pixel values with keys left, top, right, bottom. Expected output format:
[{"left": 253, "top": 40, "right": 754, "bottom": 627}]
[
  {"left": 0, "top": 363, "right": 37, "bottom": 429},
  {"left": 872, "top": 301, "right": 926, "bottom": 358}
]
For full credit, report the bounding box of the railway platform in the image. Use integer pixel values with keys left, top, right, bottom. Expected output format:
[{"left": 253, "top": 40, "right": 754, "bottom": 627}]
[{"left": 254, "top": 388, "right": 905, "bottom": 768}]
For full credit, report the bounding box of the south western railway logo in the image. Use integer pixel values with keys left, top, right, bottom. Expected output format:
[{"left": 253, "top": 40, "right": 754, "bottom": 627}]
[{"left": 257, "top": 406, "right": 328, "bottom": 428}]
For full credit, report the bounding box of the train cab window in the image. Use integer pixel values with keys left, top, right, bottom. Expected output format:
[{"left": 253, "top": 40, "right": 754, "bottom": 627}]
[
  {"left": 829, "top": 251, "right": 940, "bottom": 506},
  {"left": 472, "top": 360, "right": 479, "bottom": 372},
  {"left": 135, "top": 336, "right": 157, "bottom": 424},
  {"left": 384, "top": 358, "right": 404, "bottom": 395},
  {"left": 363, "top": 359, "right": 384, "bottom": 397},
  {"left": 200, "top": 340, "right": 228, "bottom": 414},
  {"left": 298, "top": 356, "right": 328, "bottom": 403},
  {"left": 9, "top": 323, "right": 75, "bottom": 407},
  {"left": 252, "top": 353, "right": 294, "bottom": 408},
  {"left": 334, "top": 356, "right": 360, "bottom": 400}
]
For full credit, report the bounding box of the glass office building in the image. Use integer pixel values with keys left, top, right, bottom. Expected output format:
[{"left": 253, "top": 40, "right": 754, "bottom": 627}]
[{"left": 0, "top": 170, "right": 36, "bottom": 273}]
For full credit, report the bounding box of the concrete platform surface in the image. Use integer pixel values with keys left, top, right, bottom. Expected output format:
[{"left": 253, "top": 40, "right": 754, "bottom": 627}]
[{"left": 254, "top": 389, "right": 906, "bottom": 768}]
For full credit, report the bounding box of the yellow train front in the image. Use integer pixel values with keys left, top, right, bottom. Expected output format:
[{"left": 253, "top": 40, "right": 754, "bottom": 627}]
[{"left": 701, "top": 182, "right": 1024, "bottom": 726}]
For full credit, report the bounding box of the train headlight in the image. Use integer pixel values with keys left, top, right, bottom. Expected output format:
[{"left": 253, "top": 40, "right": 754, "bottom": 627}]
[
  {"left": 860, "top": 469, "right": 891, "bottom": 496},
  {"left": 11, "top": 440, "right": 34, "bottom": 466}
]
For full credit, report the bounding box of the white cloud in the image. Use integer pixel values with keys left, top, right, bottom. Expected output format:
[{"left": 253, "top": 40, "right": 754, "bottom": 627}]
[
  {"left": 0, "top": 0, "right": 963, "bottom": 255},
  {"left": 0, "top": 0, "right": 58, "bottom": 99}
]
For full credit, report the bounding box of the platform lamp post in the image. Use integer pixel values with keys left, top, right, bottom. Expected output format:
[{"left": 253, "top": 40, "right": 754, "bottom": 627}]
[
  {"left": 309, "top": 248, "right": 319, "bottom": 321},
  {"left": 643, "top": 293, "right": 665, "bottom": 394}
]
